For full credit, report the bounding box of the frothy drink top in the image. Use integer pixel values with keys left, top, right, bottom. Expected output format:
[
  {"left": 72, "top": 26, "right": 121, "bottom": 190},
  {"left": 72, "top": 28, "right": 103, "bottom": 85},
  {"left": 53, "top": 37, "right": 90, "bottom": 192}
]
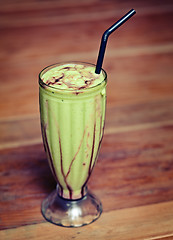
[{"left": 41, "top": 63, "right": 105, "bottom": 90}]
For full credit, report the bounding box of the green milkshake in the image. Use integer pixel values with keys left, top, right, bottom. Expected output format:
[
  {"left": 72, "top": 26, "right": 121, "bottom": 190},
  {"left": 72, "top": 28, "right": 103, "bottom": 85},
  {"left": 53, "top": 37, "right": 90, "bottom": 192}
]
[{"left": 39, "top": 62, "right": 107, "bottom": 200}]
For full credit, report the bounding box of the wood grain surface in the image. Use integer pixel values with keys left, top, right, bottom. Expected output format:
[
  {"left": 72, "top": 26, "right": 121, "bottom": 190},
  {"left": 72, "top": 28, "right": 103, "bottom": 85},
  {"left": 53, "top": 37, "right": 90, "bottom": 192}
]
[{"left": 0, "top": 0, "right": 173, "bottom": 239}]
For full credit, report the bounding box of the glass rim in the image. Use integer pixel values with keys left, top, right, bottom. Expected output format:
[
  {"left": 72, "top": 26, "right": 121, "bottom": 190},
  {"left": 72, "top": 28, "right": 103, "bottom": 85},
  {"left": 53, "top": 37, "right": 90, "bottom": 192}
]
[{"left": 39, "top": 61, "right": 107, "bottom": 93}]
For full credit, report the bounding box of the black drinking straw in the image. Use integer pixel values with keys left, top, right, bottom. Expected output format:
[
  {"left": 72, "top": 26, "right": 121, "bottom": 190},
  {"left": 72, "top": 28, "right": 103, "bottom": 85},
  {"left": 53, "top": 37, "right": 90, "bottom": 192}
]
[{"left": 95, "top": 9, "right": 136, "bottom": 74}]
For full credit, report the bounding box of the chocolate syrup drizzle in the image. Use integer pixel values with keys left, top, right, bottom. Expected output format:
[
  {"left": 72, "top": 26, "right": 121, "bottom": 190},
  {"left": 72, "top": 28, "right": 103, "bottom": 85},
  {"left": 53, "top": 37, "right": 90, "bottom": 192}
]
[
  {"left": 41, "top": 122, "right": 63, "bottom": 194},
  {"left": 42, "top": 66, "right": 100, "bottom": 90},
  {"left": 65, "top": 128, "right": 87, "bottom": 179},
  {"left": 41, "top": 96, "right": 105, "bottom": 200}
]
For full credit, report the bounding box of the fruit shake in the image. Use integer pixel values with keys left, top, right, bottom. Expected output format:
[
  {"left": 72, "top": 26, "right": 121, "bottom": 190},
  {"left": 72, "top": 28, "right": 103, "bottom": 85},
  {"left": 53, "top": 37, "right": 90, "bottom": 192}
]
[{"left": 39, "top": 62, "right": 107, "bottom": 200}]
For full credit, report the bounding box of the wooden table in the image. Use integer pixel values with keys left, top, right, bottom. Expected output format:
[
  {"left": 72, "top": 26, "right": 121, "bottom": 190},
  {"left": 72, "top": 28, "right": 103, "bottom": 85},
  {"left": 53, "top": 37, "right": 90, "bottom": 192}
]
[{"left": 0, "top": 0, "right": 173, "bottom": 239}]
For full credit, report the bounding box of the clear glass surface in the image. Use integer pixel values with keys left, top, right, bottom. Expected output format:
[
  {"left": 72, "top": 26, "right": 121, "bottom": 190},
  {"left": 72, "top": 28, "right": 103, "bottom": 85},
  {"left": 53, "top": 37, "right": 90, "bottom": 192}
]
[{"left": 41, "top": 186, "right": 102, "bottom": 227}]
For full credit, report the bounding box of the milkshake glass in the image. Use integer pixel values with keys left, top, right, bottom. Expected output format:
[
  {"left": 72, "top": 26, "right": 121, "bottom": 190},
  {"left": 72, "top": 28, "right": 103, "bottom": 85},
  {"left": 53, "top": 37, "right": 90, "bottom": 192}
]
[{"left": 39, "top": 62, "right": 107, "bottom": 227}]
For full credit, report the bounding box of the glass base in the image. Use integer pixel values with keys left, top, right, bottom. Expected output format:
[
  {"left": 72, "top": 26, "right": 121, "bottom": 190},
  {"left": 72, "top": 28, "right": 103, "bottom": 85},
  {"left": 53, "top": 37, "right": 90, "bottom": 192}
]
[{"left": 41, "top": 188, "right": 102, "bottom": 227}]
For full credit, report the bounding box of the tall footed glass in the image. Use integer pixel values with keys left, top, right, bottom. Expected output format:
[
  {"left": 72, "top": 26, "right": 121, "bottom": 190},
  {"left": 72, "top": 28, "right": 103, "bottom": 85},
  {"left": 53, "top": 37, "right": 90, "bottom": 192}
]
[{"left": 39, "top": 62, "right": 107, "bottom": 227}]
